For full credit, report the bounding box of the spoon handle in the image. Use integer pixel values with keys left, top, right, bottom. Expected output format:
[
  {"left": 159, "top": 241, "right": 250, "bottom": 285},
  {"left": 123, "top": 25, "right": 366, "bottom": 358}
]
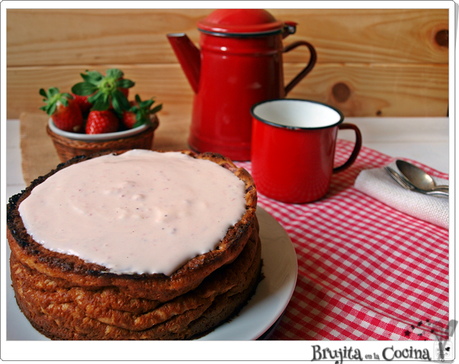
[
  {"left": 426, "top": 190, "right": 449, "bottom": 198},
  {"left": 433, "top": 185, "right": 449, "bottom": 192}
]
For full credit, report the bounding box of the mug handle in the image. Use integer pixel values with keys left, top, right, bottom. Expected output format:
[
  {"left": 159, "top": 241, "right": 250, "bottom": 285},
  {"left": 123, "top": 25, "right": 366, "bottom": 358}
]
[
  {"left": 283, "top": 41, "right": 317, "bottom": 95},
  {"left": 333, "top": 123, "right": 362, "bottom": 173}
]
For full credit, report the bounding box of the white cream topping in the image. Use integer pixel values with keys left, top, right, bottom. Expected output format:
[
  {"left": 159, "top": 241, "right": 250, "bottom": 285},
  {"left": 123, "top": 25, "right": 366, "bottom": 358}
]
[{"left": 18, "top": 150, "right": 247, "bottom": 275}]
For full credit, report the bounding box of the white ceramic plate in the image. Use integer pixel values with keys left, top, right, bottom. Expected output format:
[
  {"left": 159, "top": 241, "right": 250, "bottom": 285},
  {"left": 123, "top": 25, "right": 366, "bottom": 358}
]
[
  {"left": 6, "top": 206, "right": 298, "bottom": 340},
  {"left": 48, "top": 118, "right": 149, "bottom": 142}
]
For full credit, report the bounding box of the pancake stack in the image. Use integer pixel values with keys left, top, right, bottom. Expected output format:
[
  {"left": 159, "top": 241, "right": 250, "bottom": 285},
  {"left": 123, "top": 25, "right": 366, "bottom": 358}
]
[{"left": 7, "top": 151, "right": 261, "bottom": 340}]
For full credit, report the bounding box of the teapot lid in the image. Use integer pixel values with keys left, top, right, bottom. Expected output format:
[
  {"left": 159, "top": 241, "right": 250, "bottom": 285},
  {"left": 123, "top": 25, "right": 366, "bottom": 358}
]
[{"left": 197, "top": 9, "right": 284, "bottom": 35}]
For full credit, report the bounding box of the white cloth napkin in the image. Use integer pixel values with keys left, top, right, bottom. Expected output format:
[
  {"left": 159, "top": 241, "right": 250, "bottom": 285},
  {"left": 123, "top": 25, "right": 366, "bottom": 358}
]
[{"left": 354, "top": 161, "right": 449, "bottom": 229}]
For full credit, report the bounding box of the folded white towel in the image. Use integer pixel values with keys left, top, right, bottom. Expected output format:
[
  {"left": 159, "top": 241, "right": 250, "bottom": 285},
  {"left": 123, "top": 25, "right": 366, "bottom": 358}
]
[{"left": 354, "top": 161, "right": 449, "bottom": 229}]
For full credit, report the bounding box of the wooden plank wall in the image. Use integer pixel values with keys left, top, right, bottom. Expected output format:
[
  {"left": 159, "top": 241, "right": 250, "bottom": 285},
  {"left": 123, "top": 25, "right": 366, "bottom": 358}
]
[{"left": 7, "top": 8, "right": 449, "bottom": 123}]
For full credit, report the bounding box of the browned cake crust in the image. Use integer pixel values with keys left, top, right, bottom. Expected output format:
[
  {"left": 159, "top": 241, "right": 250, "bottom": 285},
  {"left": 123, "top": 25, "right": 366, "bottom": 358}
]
[{"left": 7, "top": 150, "right": 261, "bottom": 340}]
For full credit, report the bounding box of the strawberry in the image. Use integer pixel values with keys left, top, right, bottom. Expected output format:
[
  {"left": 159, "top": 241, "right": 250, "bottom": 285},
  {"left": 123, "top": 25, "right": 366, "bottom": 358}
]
[
  {"left": 72, "top": 93, "right": 93, "bottom": 115},
  {"left": 122, "top": 104, "right": 138, "bottom": 129},
  {"left": 122, "top": 94, "right": 162, "bottom": 129},
  {"left": 71, "top": 68, "right": 134, "bottom": 114},
  {"left": 39, "top": 87, "right": 84, "bottom": 133},
  {"left": 86, "top": 110, "right": 119, "bottom": 134}
]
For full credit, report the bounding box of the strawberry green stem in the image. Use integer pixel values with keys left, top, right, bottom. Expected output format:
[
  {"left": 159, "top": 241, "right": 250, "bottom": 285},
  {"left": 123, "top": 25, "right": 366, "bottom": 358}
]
[
  {"left": 71, "top": 68, "right": 134, "bottom": 114},
  {"left": 39, "top": 87, "right": 73, "bottom": 115}
]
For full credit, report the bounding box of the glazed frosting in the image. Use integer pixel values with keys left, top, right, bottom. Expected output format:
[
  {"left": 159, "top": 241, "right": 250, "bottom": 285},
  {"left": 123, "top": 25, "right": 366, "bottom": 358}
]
[{"left": 18, "top": 150, "right": 247, "bottom": 275}]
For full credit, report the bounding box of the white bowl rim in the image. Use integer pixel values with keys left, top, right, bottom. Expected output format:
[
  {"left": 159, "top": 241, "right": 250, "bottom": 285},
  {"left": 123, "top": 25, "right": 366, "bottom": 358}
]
[{"left": 48, "top": 118, "right": 150, "bottom": 142}]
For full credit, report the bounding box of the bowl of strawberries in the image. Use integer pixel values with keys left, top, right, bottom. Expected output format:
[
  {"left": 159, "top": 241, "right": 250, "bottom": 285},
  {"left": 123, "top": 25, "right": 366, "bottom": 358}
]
[{"left": 41, "top": 68, "right": 162, "bottom": 162}]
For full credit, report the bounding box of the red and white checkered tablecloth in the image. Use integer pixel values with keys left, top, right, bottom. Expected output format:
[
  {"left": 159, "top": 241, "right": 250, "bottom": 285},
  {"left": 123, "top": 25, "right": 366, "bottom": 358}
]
[{"left": 237, "top": 140, "right": 449, "bottom": 341}]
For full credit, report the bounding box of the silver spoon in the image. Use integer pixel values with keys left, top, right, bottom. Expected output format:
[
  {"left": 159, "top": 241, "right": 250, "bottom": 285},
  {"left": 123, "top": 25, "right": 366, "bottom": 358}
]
[
  {"left": 396, "top": 160, "right": 449, "bottom": 194},
  {"left": 385, "top": 166, "right": 448, "bottom": 198}
]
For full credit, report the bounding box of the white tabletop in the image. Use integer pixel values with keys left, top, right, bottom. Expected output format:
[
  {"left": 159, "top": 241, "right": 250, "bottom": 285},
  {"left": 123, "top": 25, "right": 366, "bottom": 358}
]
[{"left": 5, "top": 117, "right": 450, "bottom": 200}]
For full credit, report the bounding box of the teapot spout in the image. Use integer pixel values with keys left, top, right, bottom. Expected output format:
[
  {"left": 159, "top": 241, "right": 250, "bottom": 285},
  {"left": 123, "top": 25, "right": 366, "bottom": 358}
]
[{"left": 167, "top": 33, "right": 201, "bottom": 94}]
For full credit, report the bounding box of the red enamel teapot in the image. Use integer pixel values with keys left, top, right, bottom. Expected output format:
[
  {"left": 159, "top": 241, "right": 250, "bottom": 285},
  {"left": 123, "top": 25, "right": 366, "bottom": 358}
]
[{"left": 168, "top": 9, "right": 317, "bottom": 160}]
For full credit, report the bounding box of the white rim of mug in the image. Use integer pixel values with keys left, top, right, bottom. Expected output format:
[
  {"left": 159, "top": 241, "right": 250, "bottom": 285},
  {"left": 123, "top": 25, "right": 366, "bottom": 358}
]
[{"left": 250, "top": 99, "right": 344, "bottom": 130}]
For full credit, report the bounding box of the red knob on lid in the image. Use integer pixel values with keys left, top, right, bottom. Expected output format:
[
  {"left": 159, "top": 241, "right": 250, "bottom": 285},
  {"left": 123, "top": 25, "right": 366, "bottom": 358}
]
[{"left": 197, "top": 9, "right": 284, "bottom": 35}]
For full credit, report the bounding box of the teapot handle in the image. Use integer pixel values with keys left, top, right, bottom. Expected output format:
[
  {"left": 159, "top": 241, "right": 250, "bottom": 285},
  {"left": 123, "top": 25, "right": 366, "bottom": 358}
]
[{"left": 283, "top": 41, "right": 317, "bottom": 95}]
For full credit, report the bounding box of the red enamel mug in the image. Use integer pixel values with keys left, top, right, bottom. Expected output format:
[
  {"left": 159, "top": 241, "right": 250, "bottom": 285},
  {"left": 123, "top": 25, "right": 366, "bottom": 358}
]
[{"left": 251, "top": 99, "right": 362, "bottom": 203}]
